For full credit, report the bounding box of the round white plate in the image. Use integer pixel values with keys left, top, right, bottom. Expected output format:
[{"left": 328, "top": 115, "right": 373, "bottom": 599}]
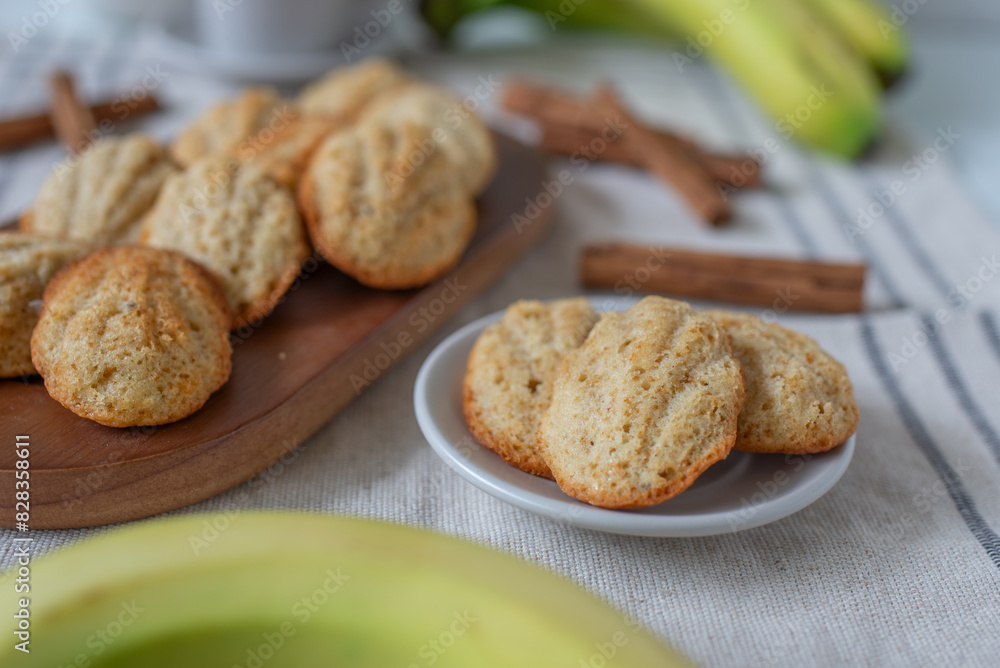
[{"left": 413, "top": 298, "right": 856, "bottom": 537}]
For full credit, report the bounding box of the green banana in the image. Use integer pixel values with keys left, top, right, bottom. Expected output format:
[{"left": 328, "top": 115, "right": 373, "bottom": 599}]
[
  {"left": 421, "top": 0, "right": 903, "bottom": 158},
  {"left": 623, "top": 0, "right": 883, "bottom": 157},
  {"left": 800, "top": 0, "right": 909, "bottom": 87},
  {"left": 420, "top": 0, "right": 663, "bottom": 40},
  {"left": 1, "top": 513, "right": 689, "bottom": 667}
]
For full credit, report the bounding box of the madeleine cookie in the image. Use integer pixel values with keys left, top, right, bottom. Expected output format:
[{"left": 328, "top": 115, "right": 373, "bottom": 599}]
[
  {"left": 0, "top": 233, "right": 91, "bottom": 377},
  {"left": 299, "top": 122, "right": 475, "bottom": 290},
  {"left": 706, "top": 310, "right": 859, "bottom": 454},
  {"left": 297, "top": 58, "right": 409, "bottom": 120},
  {"left": 141, "top": 156, "right": 309, "bottom": 329},
  {"left": 31, "top": 246, "right": 232, "bottom": 427},
  {"left": 171, "top": 88, "right": 336, "bottom": 189},
  {"left": 538, "top": 296, "right": 746, "bottom": 509},
  {"left": 240, "top": 115, "right": 340, "bottom": 190},
  {"left": 463, "top": 298, "right": 598, "bottom": 478},
  {"left": 21, "top": 135, "right": 177, "bottom": 244},
  {"left": 170, "top": 87, "right": 291, "bottom": 167},
  {"left": 364, "top": 82, "right": 497, "bottom": 195}
]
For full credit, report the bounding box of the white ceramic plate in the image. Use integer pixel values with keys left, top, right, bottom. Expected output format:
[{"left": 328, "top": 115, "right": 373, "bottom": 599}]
[{"left": 413, "top": 298, "right": 855, "bottom": 537}]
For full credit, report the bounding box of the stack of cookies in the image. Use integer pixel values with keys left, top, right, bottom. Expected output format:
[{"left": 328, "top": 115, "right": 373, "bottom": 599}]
[
  {"left": 1, "top": 59, "right": 496, "bottom": 428},
  {"left": 463, "top": 296, "right": 859, "bottom": 509}
]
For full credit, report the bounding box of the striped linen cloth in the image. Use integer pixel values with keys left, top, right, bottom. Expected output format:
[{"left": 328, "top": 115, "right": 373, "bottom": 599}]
[{"left": 1, "top": 32, "right": 999, "bottom": 667}]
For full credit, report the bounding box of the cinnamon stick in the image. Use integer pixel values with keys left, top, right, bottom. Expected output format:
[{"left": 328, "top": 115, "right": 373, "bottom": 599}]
[
  {"left": 592, "top": 84, "right": 731, "bottom": 225},
  {"left": 0, "top": 94, "right": 159, "bottom": 152},
  {"left": 580, "top": 242, "right": 865, "bottom": 313},
  {"left": 503, "top": 81, "right": 761, "bottom": 189},
  {"left": 49, "top": 71, "right": 97, "bottom": 155}
]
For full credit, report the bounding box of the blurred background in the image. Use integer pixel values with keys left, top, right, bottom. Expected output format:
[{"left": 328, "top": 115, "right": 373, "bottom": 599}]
[{"left": 0, "top": 0, "right": 997, "bottom": 222}]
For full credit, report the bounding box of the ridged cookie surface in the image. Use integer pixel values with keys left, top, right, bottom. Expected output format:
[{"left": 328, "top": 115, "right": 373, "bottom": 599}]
[
  {"left": 170, "top": 88, "right": 334, "bottom": 189},
  {"left": 299, "top": 122, "right": 475, "bottom": 290},
  {"left": 463, "top": 298, "right": 598, "bottom": 478},
  {"left": 538, "top": 296, "right": 746, "bottom": 509},
  {"left": 170, "top": 87, "right": 290, "bottom": 167},
  {"left": 297, "top": 58, "right": 409, "bottom": 120},
  {"left": 364, "top": 82, "right": 497, "bottom": 195},
  {"left": 0, "top": 233, "right": 91, "bottom": 377},
  {"left": 141, "top": 156, "right": 309, "bottom": 329},
  {"left": 21, "top": 135, "right": 176, "bottom": 244},
  {"left": 30, "top": 246, "right": 232, "bottom": 427},
  {"left": 706, "top": 310, "right": 859, "bottom": 454}
]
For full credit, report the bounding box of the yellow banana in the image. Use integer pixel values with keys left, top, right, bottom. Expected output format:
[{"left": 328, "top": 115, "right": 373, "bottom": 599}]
[
  {"left": 625, "top": 0, "right": 883, "bottom": 157},
  {"left": 800, "top": 0, "right": 909, "bottom": 86},
  {"left": 1, "top": 513, "right": 689, "bottom": 667}
]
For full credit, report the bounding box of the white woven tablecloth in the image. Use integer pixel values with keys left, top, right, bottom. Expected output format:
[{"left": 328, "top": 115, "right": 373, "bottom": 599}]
[{"left": 1, "top": 29, "right": 999, "bottom": 667}]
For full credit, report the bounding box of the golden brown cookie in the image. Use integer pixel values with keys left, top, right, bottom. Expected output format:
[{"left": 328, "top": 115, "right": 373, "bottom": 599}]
[
  {"left": 297, "top": 58, "right": 409, "bottom": 121},
  {"left": 170, "top": 88, "right": 334, "bottom": 190},
  {"left": 705, "top": 310, "right": 859, "bottom": 454},
  {"left": 298, "top": 121, "right": 475, "bottom": 290},
  {"left": 170, "top": 87, "right": 290, "bottom": 167},
  {"left": 537, "top": 296, "right": 746, "bottom": 509},
  {"left": 21, "top": 134, "right": 177, "bottom": 244},
  {"left": 0, "top": 233, "right": 91, "bottom": 377},
  {"left": 30, "top": 246, "right": 232, "bottom": 427},
  {"left": 463, "top": 298, "right": 598, "bottom": 478},
  {"left": 363, "top": 82, "right": 497, "bottom": 195},
  {"left": 141, "top": 156, "right": 309, "bottom": 329}
]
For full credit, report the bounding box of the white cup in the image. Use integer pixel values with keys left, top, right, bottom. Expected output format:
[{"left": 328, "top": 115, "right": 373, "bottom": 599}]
[{"left": 196, "top": 0, "right": 365, "bottom": 54}]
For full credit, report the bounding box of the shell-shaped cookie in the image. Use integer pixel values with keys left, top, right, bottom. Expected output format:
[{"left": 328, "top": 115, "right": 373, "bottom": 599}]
[
  {"left": 299, "top": 121, "right": 476, "bottom": 290},
  {"left": 363, "top": 82, "right": 497, "bottom": 195},
  {"left": 21, "top": 135, "right": 177, "bottom": 244},
  {"left": 171, "top": 87, "right": 336, "bottom": 189},
  {"left": 0, "top": 233, "right": 91, "bottom": 377},
  {"left": 463, "top": 298, "right": 598, "bottom": 479},
  {"left": 297, "top": 58, "right": 409, "bottom": 121},
  {"left": 170, "top": 87, "right": 290, "bottom": 167},
  {"left": 538, "top": 296, "right": 746, "bottom": 509},
  {"left": 706, "top": 310, "right": 859, "bottom": 454},
  {"left": 141, "top": 156, "right": 309, "bottom": 329},
  {"left": 30, "top": 246, "right": 232, "bottom": 427}
]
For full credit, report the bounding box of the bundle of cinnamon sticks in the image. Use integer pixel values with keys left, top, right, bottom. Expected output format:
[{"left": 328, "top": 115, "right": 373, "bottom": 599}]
[{"left": 502, "top": 81, "right": 762, "bottom": 226}]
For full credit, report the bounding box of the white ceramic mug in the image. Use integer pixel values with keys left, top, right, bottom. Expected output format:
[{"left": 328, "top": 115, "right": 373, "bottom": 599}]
[{"left": 196, "top": 0, "right": 365, "bottom": 54}]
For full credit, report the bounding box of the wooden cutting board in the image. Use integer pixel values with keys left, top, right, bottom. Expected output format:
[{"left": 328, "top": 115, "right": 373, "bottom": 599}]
[{"left": 0, "top": 133, "right": 554, "bottom": 529}]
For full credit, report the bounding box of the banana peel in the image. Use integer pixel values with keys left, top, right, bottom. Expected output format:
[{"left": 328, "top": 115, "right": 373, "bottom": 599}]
[
  {"left": 420, "top": 0, "right": 908, "bottom": 158},
  {"left": 1, "top": 513, "right": 690, "bottom": 667}
]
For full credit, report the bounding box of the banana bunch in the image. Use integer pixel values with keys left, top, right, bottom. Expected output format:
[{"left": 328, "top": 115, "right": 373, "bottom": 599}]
[
  {"left": 420, "top": 0, "right": 909, "bottom": 158},
  {"left": 0, "top": 513, "right": 688, "bottom": 667}
]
